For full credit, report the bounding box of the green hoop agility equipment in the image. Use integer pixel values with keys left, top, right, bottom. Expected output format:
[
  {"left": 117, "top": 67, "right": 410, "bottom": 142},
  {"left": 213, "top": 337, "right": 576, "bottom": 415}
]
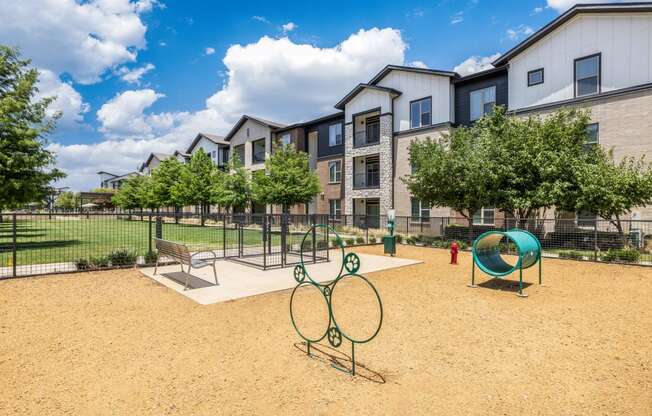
[
  {"left": 470, "top": 229, "right": 542, "bottom": 297},
  {"left": 290, "top": 224, "right": 383, "bottom": 376}
]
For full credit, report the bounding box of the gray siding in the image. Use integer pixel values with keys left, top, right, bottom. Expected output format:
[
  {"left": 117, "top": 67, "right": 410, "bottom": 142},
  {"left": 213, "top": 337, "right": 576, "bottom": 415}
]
[{"left": 454, "top": 69, "right": 508, "bottom": 126}]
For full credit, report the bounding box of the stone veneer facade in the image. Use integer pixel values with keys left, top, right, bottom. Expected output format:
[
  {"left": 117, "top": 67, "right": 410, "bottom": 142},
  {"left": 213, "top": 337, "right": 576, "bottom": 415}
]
[{"left": 344, "top": 114, "right": 393, "bottom": 215}]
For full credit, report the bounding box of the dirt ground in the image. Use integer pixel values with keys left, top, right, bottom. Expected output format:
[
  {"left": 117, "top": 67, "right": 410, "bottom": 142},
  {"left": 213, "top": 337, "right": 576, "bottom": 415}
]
[{"left": 1, "top": 246, "right": 650, "bottom": 416}]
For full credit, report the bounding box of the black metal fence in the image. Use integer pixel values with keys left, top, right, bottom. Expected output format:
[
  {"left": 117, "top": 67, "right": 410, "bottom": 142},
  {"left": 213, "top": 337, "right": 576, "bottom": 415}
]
[{"left": 1, "top": 212, "right": 651, "bottom": 279}]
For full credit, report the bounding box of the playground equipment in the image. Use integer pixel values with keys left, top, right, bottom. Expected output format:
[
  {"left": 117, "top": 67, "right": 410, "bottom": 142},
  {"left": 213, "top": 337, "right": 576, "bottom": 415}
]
[
  {"left": 469, "top": 229, "right": 542, "bottom": 297},
  {"left": 290, "top": 224, "right": 383, "bottom": 376}
]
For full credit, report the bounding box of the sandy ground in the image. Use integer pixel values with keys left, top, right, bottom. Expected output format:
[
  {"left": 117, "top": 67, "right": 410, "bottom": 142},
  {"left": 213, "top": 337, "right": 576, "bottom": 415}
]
[{"left": 0, "top": 246, "right": 650, "bottom": 416}]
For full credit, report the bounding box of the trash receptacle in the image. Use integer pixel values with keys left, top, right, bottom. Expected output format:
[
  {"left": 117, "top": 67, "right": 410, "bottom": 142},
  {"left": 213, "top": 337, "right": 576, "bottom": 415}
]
[{"left": 383, "top": 235, "right": 396, "bottom": 256}]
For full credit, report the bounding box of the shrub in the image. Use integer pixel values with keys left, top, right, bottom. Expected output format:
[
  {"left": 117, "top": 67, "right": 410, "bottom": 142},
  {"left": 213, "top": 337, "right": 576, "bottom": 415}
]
[
  {"left": 301, "top": 239, "right": 314, "bottom": 251},
  {"left": 331, "top": 238, "right": 341, "bottom": 247},
  {"left": 107, "top": 249, "right": 137, "bottom": 266},
  {"left": 345, "top": 238, "right": 355, "bottom": 246},
  {"left": 558, "top": 250, "right": 584, "bottom": 260},
  {"left": 406, "top": 236, "right": 416, "bottom": 245},
  {"left": 316, "top": 240, "right": 328, "bottom": 250},
  {"left": 355, "top": 236, "right": 365, "bottom": 244},
  {"left": 90, "top": 256, "right": 109, "bottom": 268},
  {"left": 601, "top": 248, "right": 640, "bottom": 263},
  {"left": 75, "top": 258, "right": 91, "bottom": 270},
  {"left": 144, "top": 251, "right": 158, "bottom": 264},
  {"left": 395, "top": 234, "right": 403, "bottom": 244}
]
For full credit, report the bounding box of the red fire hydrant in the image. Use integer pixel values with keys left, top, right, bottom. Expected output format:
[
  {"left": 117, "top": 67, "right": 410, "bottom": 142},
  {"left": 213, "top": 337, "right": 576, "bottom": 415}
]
[{"left": 450, "top": 241, "right": 459, "bottom": 265}]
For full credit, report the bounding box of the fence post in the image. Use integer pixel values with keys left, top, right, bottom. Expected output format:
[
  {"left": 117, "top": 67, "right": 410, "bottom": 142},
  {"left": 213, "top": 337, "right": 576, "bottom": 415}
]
[
  {"left": 148, "top": 213, "right": 152, "bottom": 256},
  {"left": 222, "top": 214, "right": 226, "bottom": 258},
  {"left": 12, "top": 213, "right": 17, "bottom": 278},
  {"left": 365, "top": 216, "right": 369, "bottom": 244},
  {"left": 593, "top": 221, "right": 598, "bottom": 261},
  {"left": 311, "top": 214, "right": 317, "bottom": 264},
  {"left": 155, "top": 216, "right": 162, "bottom": 240},
  {"left": 263, "top": 215, "right": 268, "bottom": 269}
]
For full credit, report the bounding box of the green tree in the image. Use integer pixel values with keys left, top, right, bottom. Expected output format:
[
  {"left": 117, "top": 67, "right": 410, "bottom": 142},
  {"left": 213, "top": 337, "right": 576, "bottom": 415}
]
[
  {"left": 151, "top": 157, "right": 185, "bottom": 218},
  {"left": 404, "top": 107, "right": 594, "bottom": 223},
  {"left": 136, "top": 175, "right": 159, "bottom": 211},
  {"left": 404, "top": 128, "right": 490, "bottom": 221},
  {"left": 0, "top": 46, "right": 65, "bottom": 211},
  {"left": 211, "top": 155, "right": 251, "bottom": 213},
  {"left": 252, "top": 145, "right": 320, "bottom": 213},
  {"left": 113, "top": 175, "right": 145, "bottom": 211},
  {"left": 170, "top": 150, "right": 216, "bottom": 224},
  {"left": 55, "top": 191, "right": 79, "bottom": 210},
  {"left": 571, "top": 149, "right": 652, "bottom": 246},
  {"left": 481, "top": 107, "right": 592, "bottom": 222}
]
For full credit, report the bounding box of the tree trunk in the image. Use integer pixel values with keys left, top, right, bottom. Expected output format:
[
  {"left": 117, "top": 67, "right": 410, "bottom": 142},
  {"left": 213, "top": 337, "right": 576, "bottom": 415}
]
[{"left": 611, "top": 214, "right": 629, "bottom": 249}]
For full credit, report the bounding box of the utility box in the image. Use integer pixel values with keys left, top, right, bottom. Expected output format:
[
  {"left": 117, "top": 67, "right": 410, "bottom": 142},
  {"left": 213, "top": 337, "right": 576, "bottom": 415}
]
[{"left": 383, "top": 235, "right": 396, "bottom": 256}]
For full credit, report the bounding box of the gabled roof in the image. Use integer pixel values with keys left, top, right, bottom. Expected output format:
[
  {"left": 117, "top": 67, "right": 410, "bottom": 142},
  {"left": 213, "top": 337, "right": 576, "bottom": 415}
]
[
  {"left": 223, "top": 115, "right": 287, "bottom": 141},
  {"left": 367, "top": 64, "right": 458, "bottom": 86},
  {"left": 493, "top": 2, "right": 652, "bottom": 66},
  {"left": 334, "top": 84, "right": 402, "bottom": 110},
  {"left": 141, "top": 152, "right": 172, "bottom": 170},
  {"left": 173, "top": 150, "right": 190, "bottom": 158},
  {"left": 274, "top": 112, "right": 344, "bottom": 133},
  {"left": 97, "top": 171, "right": 117, "bottom": 177},
  {"left": 186, "top": 132, "right": 228, "bottom": 153},
  {"left": 107, "top": 172, "right": 140, "bottom": 181},
  {"left": 453, "top": 66, "right": 507, "bottom": 84}
]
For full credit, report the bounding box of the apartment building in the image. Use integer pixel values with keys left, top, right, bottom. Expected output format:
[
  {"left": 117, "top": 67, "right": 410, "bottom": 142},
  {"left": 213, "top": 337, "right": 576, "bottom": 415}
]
[
  {"left": 130, "top": 2, "right": 652, "bottom": 222},
  {"left": 334, "top": 65, "right": 457, "bottom": 222}
]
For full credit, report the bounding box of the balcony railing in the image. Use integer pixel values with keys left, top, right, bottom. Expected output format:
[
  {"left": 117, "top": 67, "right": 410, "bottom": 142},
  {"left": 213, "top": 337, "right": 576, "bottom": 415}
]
[
  {"left": 353, "top": 172, "right": 380, "bottom": 189},
  {"left": 353, "top": 129, "right": 380, "bottom": 147}
]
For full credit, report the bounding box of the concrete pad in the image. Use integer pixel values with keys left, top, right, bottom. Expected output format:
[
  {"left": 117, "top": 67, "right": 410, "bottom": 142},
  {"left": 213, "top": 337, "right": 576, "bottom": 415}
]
[{"left": 139, "top": 252, "right": 422, "bottom": 305}]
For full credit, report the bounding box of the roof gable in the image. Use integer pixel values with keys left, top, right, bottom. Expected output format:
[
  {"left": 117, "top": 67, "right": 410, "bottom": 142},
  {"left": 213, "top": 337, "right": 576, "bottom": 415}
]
[
  {"left": 334, "top": 84, "right": 402, "bottom": 110},
  {"left": 493, "top": 2, "right": 652, "bottom": 66},
  {"left": 186, "top": 132, "right": 227, "bottom": 153},
  {"left": 223, "top": 115, "right": 286, "bottom": 141}
]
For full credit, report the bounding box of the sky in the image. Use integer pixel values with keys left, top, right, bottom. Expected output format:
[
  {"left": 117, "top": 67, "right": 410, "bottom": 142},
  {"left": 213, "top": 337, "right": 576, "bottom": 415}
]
[{"left": 0, "top": 0, "right": 626, "bottom": 190}]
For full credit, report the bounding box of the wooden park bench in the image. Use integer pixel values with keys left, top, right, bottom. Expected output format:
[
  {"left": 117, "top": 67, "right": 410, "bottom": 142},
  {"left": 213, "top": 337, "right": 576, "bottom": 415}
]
[{"left": 153, "top": 238, "right": 219, "bottom": 290}]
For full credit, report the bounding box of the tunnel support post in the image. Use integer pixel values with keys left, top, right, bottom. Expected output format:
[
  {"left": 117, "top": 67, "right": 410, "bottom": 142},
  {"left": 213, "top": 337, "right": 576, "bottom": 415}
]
[
  {"left": 468, "top": 260, "right": 478, "bottom": 288},
  {"left": 516, "top": 264, "right": 528, "bottom": 298}
]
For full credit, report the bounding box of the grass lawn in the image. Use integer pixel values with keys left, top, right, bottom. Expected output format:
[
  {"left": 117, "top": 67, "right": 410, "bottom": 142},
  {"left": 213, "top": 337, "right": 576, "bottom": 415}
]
[{"left": 0, "top": 217, "right": 263, "bottom": 266}]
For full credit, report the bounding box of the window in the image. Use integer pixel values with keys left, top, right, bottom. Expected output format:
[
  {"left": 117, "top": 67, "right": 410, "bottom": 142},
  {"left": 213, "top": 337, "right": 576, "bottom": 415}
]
[
  {"left": 252, "top": 138, "right": 266, "bottom": 164},
  {"left": 411, "top": 198, "right": 430, "bottom": 222},
  {"left": 585, "top": 123, "right": 599, "bottom": 147},
  {"left": 220, "top": 148, "right": 229, "bottom": 165},
  {"left": 329, "top": 123, "right": 343, "bottom": 146},
  {"left": 211, "top": 150, "right": 217, "bottom": 163},
  {"left": 329, "top": 199, "right": 341, "bottom": 219},
  {"left": 577, "top": 210, "right": 597, "bottom": 228},
  {"left": 233, "top": 144, "right": 245, "bottom": 164},
  {"left": 575, "top": 53, "right": 600, "bottom": 97},
  {"left": 410, "top": 97, "right": 432, "bottom": 129},
  {"left": 328, "top": 160, "right": 342, "bottom": 183},
  {"left": 473, "top": 207, "right": 495, "bottom": 225},
  {"left": 470, "top": 86, "right": 496, "bottom": 121},
  {"left": 528, "top": 68, "right": 544, "bottom": 86},
  {"left": 279, "top": 133, "right": 291, "bottom": 147}
]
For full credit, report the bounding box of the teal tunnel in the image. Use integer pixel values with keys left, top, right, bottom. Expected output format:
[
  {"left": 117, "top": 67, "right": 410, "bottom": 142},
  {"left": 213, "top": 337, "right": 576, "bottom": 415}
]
[{"left": 472, "top": 230, "right": 541, "bottom": 277}]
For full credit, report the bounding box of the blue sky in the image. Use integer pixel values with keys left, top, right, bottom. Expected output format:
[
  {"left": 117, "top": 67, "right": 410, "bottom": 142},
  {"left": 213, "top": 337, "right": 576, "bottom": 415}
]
[{"left": 0, "top": 0, "right": 614, "bottom": 189}]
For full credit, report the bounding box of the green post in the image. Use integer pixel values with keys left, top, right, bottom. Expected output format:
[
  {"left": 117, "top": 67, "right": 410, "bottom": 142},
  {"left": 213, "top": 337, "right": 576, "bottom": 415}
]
[
  {"left": 148, "top": 213, "right": 152, "bottom": 257},
  {"left": 12, "top": 213, "right": 17, "bottom": 278}
]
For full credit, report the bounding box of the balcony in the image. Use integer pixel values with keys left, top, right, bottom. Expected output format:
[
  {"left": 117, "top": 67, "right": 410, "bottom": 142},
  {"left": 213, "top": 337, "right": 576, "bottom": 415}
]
[
  {"left": 353, "top": 118, "right": 380, "bottom": 148},
  {"left": 353, "top": 172, "right": 380, "bottom": 189}
]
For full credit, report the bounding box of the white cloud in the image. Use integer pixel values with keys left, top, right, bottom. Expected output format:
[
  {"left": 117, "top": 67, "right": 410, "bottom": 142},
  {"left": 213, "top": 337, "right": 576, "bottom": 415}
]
[
  {"left": 0, "top": 0, "right": 156, "bottom": 84},
  {"left": 450, "top": 12, "right": 464, "bottom": 24},
  {"left": 116, "top": 63, "right": 155, "bottom": 84},
  {"left": 282, "top": 22, "right": 298, "bottom": 33},
  {"left": 205, "top": 47, "right": 216, "bottom": 56},
  {"left": 97, "top": 89, "right": 166, "bottom": 138},
  {"left": 36, "top": 69, "right": 90, "bottom": 128},
  {"left": 52, "top": 28, "right": 408, "bottom": 190},
  {"left": 252, "top": 15, "right": 270, "bottom": 24},
  {"left": 506, "top": 25, "right": 534, "bottom": 41},
  {"left": 409, "top": 60, "right": 429, "bottom": 69},
  {"left": 531, "top": 6, "right": 545, "bottom": 14},
  {"left": 453, "top": 53, "right": 502, "bottom": 76},
  {"left": 546, "top": 0, "right": 623, "bottom": 13}
]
